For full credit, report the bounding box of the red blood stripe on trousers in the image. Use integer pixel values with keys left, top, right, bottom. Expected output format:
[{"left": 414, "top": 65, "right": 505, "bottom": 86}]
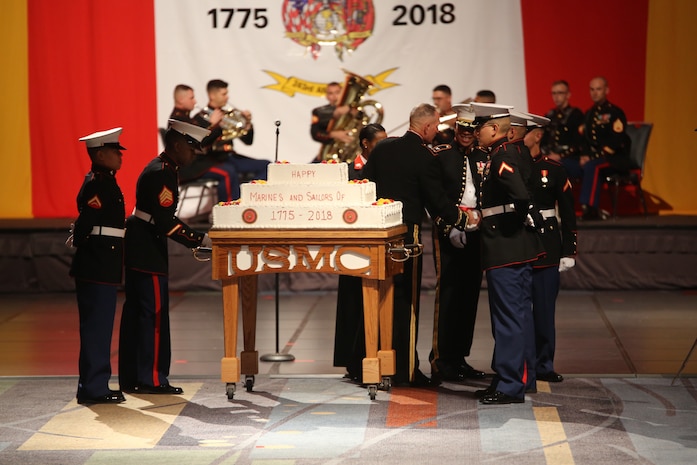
[{"left": 152, "top": 274, "right": 161, "bottom": 387}]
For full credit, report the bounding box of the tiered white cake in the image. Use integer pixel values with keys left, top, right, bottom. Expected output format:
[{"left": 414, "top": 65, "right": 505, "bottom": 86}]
[{"left": 211, "top": 162, "right": 403, "bottom": 229}]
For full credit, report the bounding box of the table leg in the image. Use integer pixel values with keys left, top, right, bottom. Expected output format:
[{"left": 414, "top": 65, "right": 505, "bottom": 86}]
[
  {"left": 361, "top": 278, "right": 380, "bottom": 384},
  {"left": 377, "top": 278, "right": 396, "bottom": 377},
  {"left": 221, "top": 277, "right": 240, "bottom": 384},
  {"left": 240, "top": 274, "right": 259, "bottom": 377}
]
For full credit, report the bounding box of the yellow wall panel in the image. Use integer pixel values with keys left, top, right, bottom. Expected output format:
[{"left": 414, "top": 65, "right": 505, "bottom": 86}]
[
  {"left": 644, "top": 0, "right": 697, "bottom": 214},
  {"left": 0, "top": 1, "right": 32, "bottom": 218}
]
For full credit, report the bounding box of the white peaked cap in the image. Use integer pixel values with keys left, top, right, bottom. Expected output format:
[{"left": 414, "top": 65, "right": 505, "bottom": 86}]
[
  {"left": 509, "top": 111, "right": 533, "bottom": 127},
  {"left": 167, "top": 119, "right": 211, "bottom": 143},
  {"left": 78, "top": 127, "right": 126, "bottom": 149},
  {"left": 471, "top": 102, "right": 514, "bottom": 124},
  {"left": 526, "top": 113, "right": 551, "bottom": 127}
]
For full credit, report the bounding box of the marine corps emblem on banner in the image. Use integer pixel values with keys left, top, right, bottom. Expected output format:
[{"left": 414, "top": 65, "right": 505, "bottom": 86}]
[{"left": 282, "top": 0, "right": 375, "bottom": 60}]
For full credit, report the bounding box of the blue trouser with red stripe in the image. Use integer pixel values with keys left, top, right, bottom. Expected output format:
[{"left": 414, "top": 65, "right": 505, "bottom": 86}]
[
  {"left": 579, "top": 158, "right": 613, "bottom": 207},
  {"left": 75, "top": 280, "right": 118, "bottom": 398},
  {"left": 486, "top": 263, "right": 533, "bottom": 399},
  {"left": 201, "top": 160, "right": 240, "bottom": 202},
  {"left": 118, "top": 269, "right": 172, "bottom": 389},
  {"left": 532, "top": 266, "right": 561, "bottom": 376}
]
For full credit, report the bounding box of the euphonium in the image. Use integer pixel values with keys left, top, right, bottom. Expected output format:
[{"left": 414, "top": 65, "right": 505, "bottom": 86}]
[
  {"left": 199, "top": 105, "right": 250, "bottom": 141},
  {"left": 320, "top": 71, "right": 384, "bottom": 163}
]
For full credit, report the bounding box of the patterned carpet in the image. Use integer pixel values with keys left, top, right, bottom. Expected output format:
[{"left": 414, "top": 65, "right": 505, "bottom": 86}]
[{"left": 1, "top": 375, "right": 696, "bottom": 464}]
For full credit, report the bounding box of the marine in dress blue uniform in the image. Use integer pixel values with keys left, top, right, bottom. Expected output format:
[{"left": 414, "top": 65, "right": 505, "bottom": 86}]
[
  {"left": 118, "top": 120, "right": 212, "bottom": 395},
  {"left": 541, "top": 80, "right": 585, "bottom": 176},
  {"left": 472, "top": 103, "right": 544, "bottom": 404},
  {"left": 572, "top": 77, "right": 631, "bottom": 219},
  {"left": 508, "top": 111, "right": 542, "bottom": 392},
  {"left": 429, "top": 104, "right": 487, "bottom": 382},
  {"left": 508, "top": 111, "right": 535, "bottom": 194},
  {"left": 524, "top": 114, "right": 578, "bottom": 383},
  {"left": 363, "top": 104, "right": 468, "bottom": 387},
  {"left": 70, "top": 127, "right": 127, "bottom": 404}
]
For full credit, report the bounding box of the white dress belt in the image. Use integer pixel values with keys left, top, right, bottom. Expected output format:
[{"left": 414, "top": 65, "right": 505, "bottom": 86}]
[
  {"left": 481, "top": 203, "right": 516, "bottom": 218},
  {"left": 132, "top": 208, "right": 155, "bottom": 224},
  {"left": 540, "top": 208, "right": 557, "bottom": 219},
  {"left": 90, "top": 226, "right": 125, "bottom": 238}
]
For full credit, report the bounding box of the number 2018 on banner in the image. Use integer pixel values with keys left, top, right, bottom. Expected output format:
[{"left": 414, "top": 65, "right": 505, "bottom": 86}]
[{"left": 207, "top": 4, "right": 455, "bottom": 29}]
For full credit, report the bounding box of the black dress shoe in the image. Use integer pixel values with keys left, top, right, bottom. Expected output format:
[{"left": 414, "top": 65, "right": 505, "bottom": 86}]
[
  {"left": 474, "top": 386, "right": 496, "bottom": 399},
  {"left": 537, "top": 372, "right": 564, "bottom": 383},
  {"left": 525, "top": 387, "right": 538, "bottom": 394},
  {"left": 413, "top": 370, "right": 440, "bottom": 387},
  {"left": 458, "top": 362, "right": 486, "bottom": 380},
  {"left": 77, "top": 390, "right": 125, "bottom": 405},
  {"left": 394, "top": 370, "right": 440, "bottom": 388},
  {"left": 136, "top": 384, "right": 184, "bottom": 394},
  {"left": 479, "top": 391, "right": 524, "bottom": 405},
  {"left": 581, "top": 205, "right": 599, "bottom": 221},
  {"left": 432, "top": 361, "right": 465, "bottom": 382}
]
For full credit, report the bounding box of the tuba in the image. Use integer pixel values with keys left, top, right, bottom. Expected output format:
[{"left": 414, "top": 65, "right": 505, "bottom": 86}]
[
  {"left": 199, "top": 105, "right": 250, "bottom": 141},
  {"left": 319, "top": 70, "right": 384, "bottom": 162}
]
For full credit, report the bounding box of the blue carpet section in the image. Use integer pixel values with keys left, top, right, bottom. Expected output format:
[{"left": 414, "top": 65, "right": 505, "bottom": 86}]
[{"left": 0, "top": 376, "right": 695, "bottom": 464}]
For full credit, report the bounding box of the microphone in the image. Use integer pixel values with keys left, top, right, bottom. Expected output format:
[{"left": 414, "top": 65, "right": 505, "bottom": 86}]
[{"left": 274, "top": 120, "right": 280, "bottom": 162}]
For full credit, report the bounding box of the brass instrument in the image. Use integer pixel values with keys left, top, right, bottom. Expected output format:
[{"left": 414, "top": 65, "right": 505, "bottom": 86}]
[
  {"left": 199, "top": 105, "right": 250, "bottom": 141},
  {"left": 320, "top": 70, "right": 384, "bottom": 162}
]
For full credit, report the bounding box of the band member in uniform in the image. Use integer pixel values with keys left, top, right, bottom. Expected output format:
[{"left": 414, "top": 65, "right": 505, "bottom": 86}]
[
  {"left": 541, "top": 80, "right": 585, "bottom": 172},
  {"left": 310, "top": 81, "right": 353, "bottom": 162},
  {"left": 70, "top": 128, "right": 127, "bottom": 405},
  {"left": 429, "top": 104, "right": 487, "bottom": 382},
  {"left": 118, "top": 120, "right": 213, "bottom": 395},
  {"left": 524, "top": 113, "right": 578, "bottom": 383},
  {"left": 170, "top": 84, "right": 228, "bottom": 198},
  {"left": 432, "top": 84, "right": 456, "bottom": 144},
  {"left": 363, "top": 103, "right": 471, "bottom": 387},
  {"left": 333, "top": 123, "right": 387, "bottom": 382},
  {"left": 574, "top": 76, "right": 631, "bottom": 220},
  {"left": 170, "top": 84, "right": 223, "bottom": 128},
  {"left": 191, "top": 79, "right": 270, "bottom": 201},
  {"left": 471, "top": 102, "right": 544, "bottom": 404}
]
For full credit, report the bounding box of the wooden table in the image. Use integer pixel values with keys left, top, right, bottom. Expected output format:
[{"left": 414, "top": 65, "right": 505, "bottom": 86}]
[{"left": 209, "top": 225, "right": 407, "bottom": 400}]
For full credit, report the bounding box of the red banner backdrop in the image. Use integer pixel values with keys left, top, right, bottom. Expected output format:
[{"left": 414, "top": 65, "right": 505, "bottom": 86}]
[
  {"left": 521, "top": 0, "right": 648, "bottom": 122},
  {"left": 28, "top": 0, "right": 158, "bottom": 218}
]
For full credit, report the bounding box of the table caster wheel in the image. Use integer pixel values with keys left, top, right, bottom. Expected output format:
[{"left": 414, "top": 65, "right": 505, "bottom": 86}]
[
  {"left": 244, "top": 375, "right": 255, "bottom": 392},
  {"left": 226, "top": 383, "right": 236, "bottom": 400},
  {"left": 368, "top": 385, "right": 377, "bottom": 400},
  {"left": 380, "top": 376, "right": 392, "bottom": 391}
]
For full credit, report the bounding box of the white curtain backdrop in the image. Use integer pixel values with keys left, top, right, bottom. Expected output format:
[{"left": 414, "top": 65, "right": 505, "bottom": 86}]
[{"left": 155, "top": 0, "right": 527, "bottom": 163}]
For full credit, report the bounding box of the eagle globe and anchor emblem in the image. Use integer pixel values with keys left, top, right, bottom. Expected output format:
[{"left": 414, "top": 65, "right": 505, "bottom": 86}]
[{"left": 282, "top": 0, "right": 376, "bottom": 60}]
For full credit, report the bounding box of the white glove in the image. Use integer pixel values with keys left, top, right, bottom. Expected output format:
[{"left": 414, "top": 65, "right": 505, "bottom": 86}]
[
  {"left": 524, "top": 213, "right": 535, "bottom": 228},
  {"left": 559, "top": 257, "right": 575, "bottom": 272},
  {"left": 465, "top": 209, "right": 481, "bottom": 231},
  {"left": 449, "top": 228, "right": 467, "bottom": 248},
  {"left": 201, "top": 233, "right": 213, "bottom": 248},
  {"left": 65, "top": 223, "right": 75, "bottom": 248}
]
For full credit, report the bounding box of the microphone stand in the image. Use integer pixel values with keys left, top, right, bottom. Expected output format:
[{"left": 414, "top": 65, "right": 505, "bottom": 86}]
[{"left": 260, "top": 121, "right": 295, "bottom": 363}]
